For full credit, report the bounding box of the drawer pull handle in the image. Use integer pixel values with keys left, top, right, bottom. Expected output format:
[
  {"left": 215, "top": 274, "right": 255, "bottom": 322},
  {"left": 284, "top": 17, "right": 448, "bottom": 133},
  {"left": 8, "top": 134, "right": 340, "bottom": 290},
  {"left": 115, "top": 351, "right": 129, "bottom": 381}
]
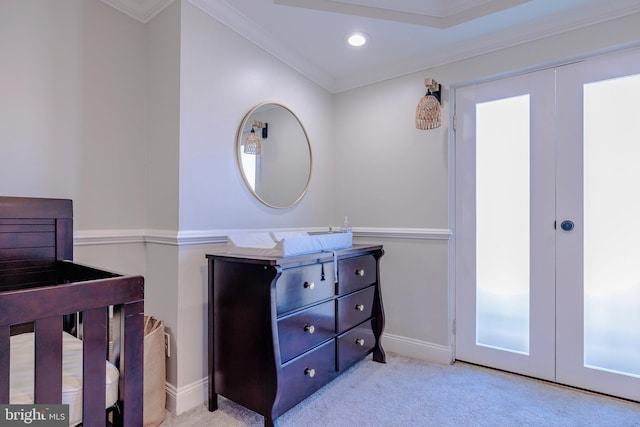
[
  {"left": 355, "top": 338, "right": 365, "bottom": 346},
  {"left": 355, "top": 269, "right": 365, "bottom": 276},
  {"left": 354, "top": 304, "right": 365, "bottom": 311},
  {"left": 303, "top": 324, "right": 315, "bottom": 334},
  {"left": 304, "top": 281, "right": 315, "bottom": 290},
  {"left": 304, "top": 368, "right": 316, "bottom": 378}
]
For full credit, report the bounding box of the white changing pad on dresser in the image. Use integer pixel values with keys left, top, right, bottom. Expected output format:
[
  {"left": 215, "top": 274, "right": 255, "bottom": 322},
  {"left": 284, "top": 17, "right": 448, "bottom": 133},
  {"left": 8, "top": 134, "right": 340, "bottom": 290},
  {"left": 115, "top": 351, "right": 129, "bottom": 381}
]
[
  {"left": 9, "top": 331, "right": 119, "bottom": 426},
  {"left": 226, "top": 231, "right": 353, "bottom": 257}
]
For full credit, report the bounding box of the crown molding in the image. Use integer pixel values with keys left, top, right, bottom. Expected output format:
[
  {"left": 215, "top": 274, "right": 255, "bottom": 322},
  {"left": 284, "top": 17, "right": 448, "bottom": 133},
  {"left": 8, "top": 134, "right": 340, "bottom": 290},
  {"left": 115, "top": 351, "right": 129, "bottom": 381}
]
[
  {"left": 329, "top": 4, "right": 640, "bottom": 92},
  {"left": 99, "top": 0, "right": 640, "bottom": 93},
  {"left": 274, "top": 0, "right": 532, "bottom": 29},
  {"left": 100, "top": 0, "right": 175, "bottom": 23},
  {"left": 187, "top": 0, "right": 335, "bottom": 91}
]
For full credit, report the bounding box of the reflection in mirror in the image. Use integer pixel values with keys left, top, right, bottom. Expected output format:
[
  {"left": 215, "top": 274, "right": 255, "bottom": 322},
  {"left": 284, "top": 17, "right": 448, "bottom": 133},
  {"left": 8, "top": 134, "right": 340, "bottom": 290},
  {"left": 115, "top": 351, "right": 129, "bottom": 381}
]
[{"left": 237, "top": 103, "right": 312, "bottom": 208}]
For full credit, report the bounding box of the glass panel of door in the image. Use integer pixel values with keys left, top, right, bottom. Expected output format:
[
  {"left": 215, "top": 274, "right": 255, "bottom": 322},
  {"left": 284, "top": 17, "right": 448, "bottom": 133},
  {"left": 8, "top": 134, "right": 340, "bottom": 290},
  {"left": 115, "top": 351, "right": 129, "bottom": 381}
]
[{"left": 476, "top": 95, "right": 530, "bottom": 355}]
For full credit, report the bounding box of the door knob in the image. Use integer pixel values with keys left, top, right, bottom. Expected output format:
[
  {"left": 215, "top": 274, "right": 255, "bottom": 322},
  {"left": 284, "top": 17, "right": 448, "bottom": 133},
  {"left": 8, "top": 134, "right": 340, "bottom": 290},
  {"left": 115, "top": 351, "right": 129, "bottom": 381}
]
[{"left": 560, "top": 220, "right": 574, "bottom": 231}]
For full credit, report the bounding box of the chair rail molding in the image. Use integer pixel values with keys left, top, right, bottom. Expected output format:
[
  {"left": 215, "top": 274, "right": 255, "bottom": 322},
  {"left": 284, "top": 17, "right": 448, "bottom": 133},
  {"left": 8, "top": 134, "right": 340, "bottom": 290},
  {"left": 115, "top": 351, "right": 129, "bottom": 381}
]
[{"left": 74, "top": 227, "right": 452, "bottom": 247}]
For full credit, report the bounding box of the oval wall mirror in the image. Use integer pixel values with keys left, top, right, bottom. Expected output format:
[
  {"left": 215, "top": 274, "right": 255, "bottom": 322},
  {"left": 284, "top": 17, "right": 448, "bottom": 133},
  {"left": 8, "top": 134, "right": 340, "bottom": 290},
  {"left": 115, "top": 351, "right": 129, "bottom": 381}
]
[{"left": 236, "top": 103, "right": 312, "bottom": 208}]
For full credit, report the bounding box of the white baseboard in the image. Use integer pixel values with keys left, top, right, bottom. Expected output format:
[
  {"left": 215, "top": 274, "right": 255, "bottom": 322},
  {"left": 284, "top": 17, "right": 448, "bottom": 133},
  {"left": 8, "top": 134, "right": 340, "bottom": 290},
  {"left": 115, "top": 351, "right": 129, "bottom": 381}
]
[
  {"left": 381, "top": 333, "right": 452, "bottom": 365},
  {"left": 165, "top": 334, "right": 452, "bottom": 416},
  {"left": 164, "top": 382, "right": 178, "bottom": 415},
  {"left": 164, "top": 378, "right": 207, "bottom": 416}
]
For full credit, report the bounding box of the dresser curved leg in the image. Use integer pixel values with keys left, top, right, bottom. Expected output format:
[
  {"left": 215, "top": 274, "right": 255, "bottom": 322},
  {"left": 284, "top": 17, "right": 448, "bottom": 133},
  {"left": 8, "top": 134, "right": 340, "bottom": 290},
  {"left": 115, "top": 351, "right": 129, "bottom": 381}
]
[
  {"left": 208, "top": 393, "right": 218, "bottom": 411},
  {"left": 372, "top": 248, "right": 386, "bottom": 364},
  {"left": 265, "top": 416, "right": 280, "bottom": 427},
  {"left": 373, "top": 344, "right": 386, "bottom": 363}
]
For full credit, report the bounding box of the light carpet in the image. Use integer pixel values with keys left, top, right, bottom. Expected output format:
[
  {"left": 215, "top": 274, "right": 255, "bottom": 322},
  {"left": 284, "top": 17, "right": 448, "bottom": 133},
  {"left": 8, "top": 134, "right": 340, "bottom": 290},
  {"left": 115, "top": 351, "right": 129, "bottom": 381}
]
[{"left": 160, "top": 354, "right": 640, "bottom": 426}]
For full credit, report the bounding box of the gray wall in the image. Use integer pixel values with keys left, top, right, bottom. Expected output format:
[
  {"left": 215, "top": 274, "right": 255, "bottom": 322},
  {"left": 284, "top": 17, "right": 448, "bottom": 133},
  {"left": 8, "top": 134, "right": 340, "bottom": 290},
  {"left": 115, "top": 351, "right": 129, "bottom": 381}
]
[
  {"left": 0, "top": 0, "right": 146, "bottom": 231},
  {"left": 177, "top": 3, "right": 335, "bottom": 231},
  {"left": 2, "top": 0, "right": 639, "bottom": 415}
]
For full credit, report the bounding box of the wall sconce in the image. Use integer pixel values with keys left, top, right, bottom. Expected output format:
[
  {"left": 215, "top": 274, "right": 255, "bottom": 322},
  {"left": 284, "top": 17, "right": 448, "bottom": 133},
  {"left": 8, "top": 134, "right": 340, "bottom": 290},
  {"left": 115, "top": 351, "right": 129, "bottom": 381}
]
[
  {"left": 416, "top": 78, "right": 442, "bottom": 130},
  {"left": 243, "top": 121, "right": 268, "bottom": 155},
  {"left": 252, "top": 120, "right": 268, "bottom": 139},
  {"left": 244, "top": 128, "right": 261, "bottom": 155}
]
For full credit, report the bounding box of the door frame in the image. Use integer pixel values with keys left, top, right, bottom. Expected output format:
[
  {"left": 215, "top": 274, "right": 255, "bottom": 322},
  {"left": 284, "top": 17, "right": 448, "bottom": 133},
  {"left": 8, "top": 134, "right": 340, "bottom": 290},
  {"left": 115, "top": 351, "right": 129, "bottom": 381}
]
[{"left": 449, "top": 45, "right": 640, "bottom": 397}]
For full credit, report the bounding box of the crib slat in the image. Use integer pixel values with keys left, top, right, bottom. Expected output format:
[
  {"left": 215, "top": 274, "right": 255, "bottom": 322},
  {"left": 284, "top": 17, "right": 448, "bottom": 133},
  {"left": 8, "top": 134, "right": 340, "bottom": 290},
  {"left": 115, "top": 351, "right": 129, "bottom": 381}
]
[
  {"left": 121, "top": 300, "right": 144, "bottom": 427},
  {"left": 82, "top": 308, "right": 108, "bottom": 427},
  {"left": 34, "top": 317, "right": 63, "bottom": 403},
  {"left": 0, "top": 326, "right": 9, "bottom": 402}
]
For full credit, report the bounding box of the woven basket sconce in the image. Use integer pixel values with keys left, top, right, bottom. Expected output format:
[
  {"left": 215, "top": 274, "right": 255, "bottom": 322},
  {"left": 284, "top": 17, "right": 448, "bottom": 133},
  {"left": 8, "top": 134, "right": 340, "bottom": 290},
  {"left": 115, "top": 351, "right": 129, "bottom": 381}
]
[
  {"left": 244, "top": 120, "right": 268, "bottom": 155},
  {"left": 416, "top": 78, "right": 442, "bottom": 130}
]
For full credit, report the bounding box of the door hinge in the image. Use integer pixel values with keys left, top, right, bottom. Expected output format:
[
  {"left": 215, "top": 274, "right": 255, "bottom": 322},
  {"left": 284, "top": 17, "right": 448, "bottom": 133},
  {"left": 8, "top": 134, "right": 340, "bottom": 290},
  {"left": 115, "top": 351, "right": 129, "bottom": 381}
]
[
  {"left": 452, "top": 318, "right": 456, "bottom": 335},
  {"left": 452, "top": 115, "right": 457, "bottom": 131}
]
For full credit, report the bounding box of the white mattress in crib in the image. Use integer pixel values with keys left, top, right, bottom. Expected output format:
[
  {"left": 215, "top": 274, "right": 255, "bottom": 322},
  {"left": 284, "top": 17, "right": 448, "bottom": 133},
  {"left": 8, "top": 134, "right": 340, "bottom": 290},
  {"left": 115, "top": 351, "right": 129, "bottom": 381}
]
[{"left": 9, "top": 331, "right": 119, "bottom": 426}]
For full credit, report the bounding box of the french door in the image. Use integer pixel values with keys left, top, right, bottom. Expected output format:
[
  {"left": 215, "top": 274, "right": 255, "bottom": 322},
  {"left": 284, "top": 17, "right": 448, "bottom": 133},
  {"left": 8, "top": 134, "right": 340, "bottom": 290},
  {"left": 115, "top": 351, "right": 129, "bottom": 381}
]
[{"left": 454, "top": 48, "right": 640, "bottom": 401}]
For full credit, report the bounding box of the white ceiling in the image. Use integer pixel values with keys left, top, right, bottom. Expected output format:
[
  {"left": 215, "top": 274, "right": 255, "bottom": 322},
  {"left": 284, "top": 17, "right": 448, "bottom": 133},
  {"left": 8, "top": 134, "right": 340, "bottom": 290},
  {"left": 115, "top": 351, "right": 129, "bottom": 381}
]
[{"left": 101, "top": 0, "right": 640, "bottom": 93}]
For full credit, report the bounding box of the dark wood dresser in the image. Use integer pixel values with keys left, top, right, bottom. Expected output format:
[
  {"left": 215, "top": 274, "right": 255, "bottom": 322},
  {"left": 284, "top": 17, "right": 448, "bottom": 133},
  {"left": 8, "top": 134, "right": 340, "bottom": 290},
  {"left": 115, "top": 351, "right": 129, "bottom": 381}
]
[{"left": 206, "top": 244, "right": 385, "bottom": 427}]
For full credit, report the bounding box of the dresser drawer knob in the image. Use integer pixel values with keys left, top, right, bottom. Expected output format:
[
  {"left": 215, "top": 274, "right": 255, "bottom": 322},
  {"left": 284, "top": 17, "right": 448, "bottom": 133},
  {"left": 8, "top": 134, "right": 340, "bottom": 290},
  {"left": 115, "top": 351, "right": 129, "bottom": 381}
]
[
  {"left": 303, "top": 324, "right": 315, "bottom": 334},
  {"left": 355, "top": 269, "right": 365, "bottom": 276},
  {"left": 355, "top": 338, "right": 365, "bottom": 346},
  {"left": 303, "top": 281, "right": 315, "bottom": 290},
  {"left": 304, "top": 368, "right": 316, "bottom": 378},
  {"left": 354, "top": 304, "right": 365, "bottom": 311}
]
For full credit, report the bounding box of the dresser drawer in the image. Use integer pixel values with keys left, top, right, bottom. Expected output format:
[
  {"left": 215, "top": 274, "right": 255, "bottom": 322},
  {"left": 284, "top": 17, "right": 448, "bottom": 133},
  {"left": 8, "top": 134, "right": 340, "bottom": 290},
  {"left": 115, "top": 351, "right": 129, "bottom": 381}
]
[
  {"left": 278, "top": 339, "right": 337, "bottom": 414},
  {"left": 336, "top": 285, "right": 375, "bottom": 332},
  {"left": 276, "top": 262, "right": 335, "bottom": 314},
  {"left": 337, "top": 319, "right": 375, "bottom": 371},
  {"left": 338, "top": 254, "right": 377, "bottom": 295},
  {"left": 278, "top": 300, "right": 335, "bottom": 362}
]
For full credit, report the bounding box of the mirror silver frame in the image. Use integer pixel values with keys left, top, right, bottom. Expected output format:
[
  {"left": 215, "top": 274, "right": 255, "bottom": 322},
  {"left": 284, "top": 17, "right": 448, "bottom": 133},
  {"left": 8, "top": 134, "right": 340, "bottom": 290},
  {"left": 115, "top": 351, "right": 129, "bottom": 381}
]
[{"left": 236, "top": 102, "right": 313, "bottom": 209}]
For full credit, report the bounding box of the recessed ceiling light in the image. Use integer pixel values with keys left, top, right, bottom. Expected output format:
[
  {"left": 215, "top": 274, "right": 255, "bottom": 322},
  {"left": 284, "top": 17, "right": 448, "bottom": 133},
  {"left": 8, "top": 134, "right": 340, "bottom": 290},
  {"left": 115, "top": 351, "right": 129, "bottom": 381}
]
[{"left": 347, "top": 32, "right": 367, "bottom": 47}]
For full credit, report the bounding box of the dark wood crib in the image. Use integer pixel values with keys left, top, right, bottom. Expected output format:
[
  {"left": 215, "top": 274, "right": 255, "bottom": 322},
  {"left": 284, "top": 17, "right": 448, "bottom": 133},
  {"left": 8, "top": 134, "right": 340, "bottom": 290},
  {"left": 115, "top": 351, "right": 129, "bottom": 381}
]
[{"left": 0, "top": 196, "right": 144, "bottom": 426}]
